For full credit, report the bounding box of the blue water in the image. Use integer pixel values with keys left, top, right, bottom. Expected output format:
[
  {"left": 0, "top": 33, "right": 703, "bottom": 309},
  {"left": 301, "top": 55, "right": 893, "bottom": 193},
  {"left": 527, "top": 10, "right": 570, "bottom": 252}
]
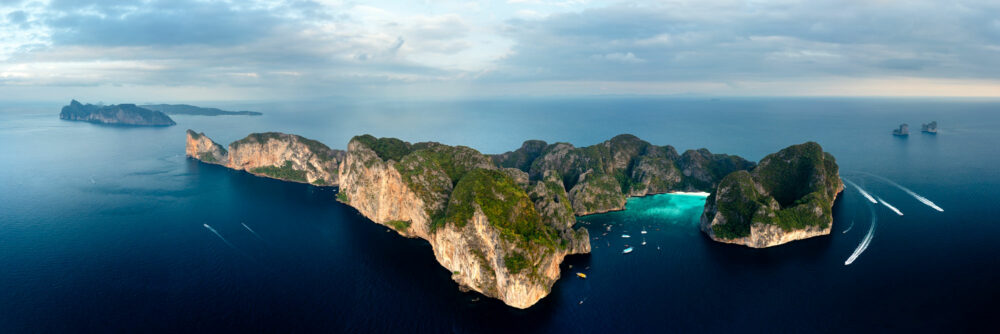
[{"left": 1, "top": 98, "right": 998, "bottom": 332}]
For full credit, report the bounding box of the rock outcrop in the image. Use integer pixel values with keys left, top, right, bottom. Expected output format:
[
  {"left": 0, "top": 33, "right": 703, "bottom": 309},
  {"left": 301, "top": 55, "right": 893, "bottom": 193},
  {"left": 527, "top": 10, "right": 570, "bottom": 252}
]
[
  {"left": 185, "top": 130, "right": 228, "bottom": 165},
  {"left": 60, "top": 100, "right": 176, "bottom": 126},
  {"left": 494, "top": 134, "right": 755, "bottom": 215},
  {"left": 700, "top": 142, "right": 843, "bottom": 248},
  {"left": 338, "top": 135, "right": 589, "bottom": 309},
  {"left": 921, "top": 121, "right": 938, "bottom": 134},
  {"left": 186, "top": 130, "right": 344, "bottom": 186},
  {"left": 893, "top": 124, "right": 909, "bottom": 136}
]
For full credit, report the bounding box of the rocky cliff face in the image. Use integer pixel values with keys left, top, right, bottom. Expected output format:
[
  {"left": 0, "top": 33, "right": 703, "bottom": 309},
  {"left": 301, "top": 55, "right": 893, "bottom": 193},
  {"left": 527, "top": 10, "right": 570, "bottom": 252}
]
[
  {"left": 494, "top": 134, "right": 755, "bottom": 215},
  {"left": 338, "top": 135, "right": 589, "bottom": 309},
  {"left": 186, "top": 131, "right": 344, "bottom": 186},
  {"left": 185, "top": 130, "right": 228, "bottom": 165},
  {"left": 700, "top": 142, "right": 843, "bottom": 248},
  {"left": 60, "top": 100, "right": 175, "bottom": 126}
]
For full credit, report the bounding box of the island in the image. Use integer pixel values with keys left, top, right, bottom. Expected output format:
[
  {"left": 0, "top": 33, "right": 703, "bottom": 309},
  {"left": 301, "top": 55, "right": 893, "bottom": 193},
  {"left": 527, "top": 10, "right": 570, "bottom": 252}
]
[
  {"left": 60, "top": 100, "right": 175, "bottom": 126},
  {"left": 921, "top": 121, "right": 938, "bottom": 134},
  {"left": 142, "top": 104, "right": 262, "bottom": 116},
  {"left": 892, "top": 123, "right": 909, "bottom": 136},
  {"left": 699, "top": 142, "right": 843, "bottom": 247},
  {"left": 185, "top": 130, "right": 842, "bottom": 308}
]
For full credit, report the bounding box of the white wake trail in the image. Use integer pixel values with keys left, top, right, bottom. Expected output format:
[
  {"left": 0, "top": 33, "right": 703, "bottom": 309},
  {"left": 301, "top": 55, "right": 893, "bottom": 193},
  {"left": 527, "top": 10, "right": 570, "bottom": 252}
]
[
  {"left": 204, "top": 224, "right": 239, "bottom": 251},
  {"left": 241, "top": 222, "right": 265, "bottom": 242},
  {"left": 876, "top": 197, "right": 903, "bottom": 216},
  {"left": 842, "top": 220, "right": 854, "bottom": 234},
  {"left": 842, "top": 178, "right": 877, "bottom": 204},
  {"left": 856, "top": 172, "right": 943, "bottom": 212},
  {"left": 845, "top": 204, "right": 877, "bottom": 265}
]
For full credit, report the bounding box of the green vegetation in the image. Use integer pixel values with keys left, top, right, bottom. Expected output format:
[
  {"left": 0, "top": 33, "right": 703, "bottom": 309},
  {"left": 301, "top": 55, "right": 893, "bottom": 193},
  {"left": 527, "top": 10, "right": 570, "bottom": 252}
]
[
  {"left": 312, "top": 178, "right": 327, "bottom": 186},
  {"left": 353, "top": 134, "right": 413, "bottom": 161},
  {"left": 504, "top": 252, "right": 529, "bottom": 274},
  {"left": 231, "top": 132, "right": 283, "bottom": 149},
  {"left": 250, "top": 160, "right": 308, "bottom": 182},
  {"left": 443, "top": 169, "right": 560, "bottom": 250},
  {"left": 386, "top": 220, "right": 411, "bottom": 231},
  {"left": 336, "top": 191, "right": 349, "bottom": 203},
  {"left": 712, "top": 171, "right": 765, "bottom": 239},
  {"left": 298, "top": 136, "right": 337, "bottom": 162},
  {"left": 710, "top": 142, "right": 840, "bottom": 239},
  {"left": 198, "top": 152, "right": 217, "bottom": 163}
]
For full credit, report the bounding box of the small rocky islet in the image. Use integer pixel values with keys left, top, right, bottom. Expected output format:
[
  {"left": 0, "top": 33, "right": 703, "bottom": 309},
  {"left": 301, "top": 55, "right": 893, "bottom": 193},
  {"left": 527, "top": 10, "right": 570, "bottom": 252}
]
[{"left": 186, "top": 130, "right": 842, "bottom": 308}]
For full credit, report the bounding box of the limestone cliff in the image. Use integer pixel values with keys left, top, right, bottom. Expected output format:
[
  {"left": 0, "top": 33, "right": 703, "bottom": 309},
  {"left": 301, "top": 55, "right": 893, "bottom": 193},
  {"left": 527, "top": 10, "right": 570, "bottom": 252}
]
[
  {"left": 186, "top": 131, "right": 344, "bottom": 186},
  {"left": 700, "top": 142, "right": 843, "bottom": 248},
  {"left": 494, "top": 134, "right": 754, "bottom": 215},
  {"left": 60, "top": 100, "right": 176, "bottom": 126},
  {"left": 338, "top": 135, "right": 589, "bottom": 309},
  {"left": 185, "top": 130, "right": 228, "bottom": 165}
]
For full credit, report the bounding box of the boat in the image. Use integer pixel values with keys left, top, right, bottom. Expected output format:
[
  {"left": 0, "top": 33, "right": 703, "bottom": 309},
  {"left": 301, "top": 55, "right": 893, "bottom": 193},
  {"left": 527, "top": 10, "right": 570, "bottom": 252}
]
[
  {"left": 606, "top": 225, "right": 612, "bottom": 231},
  {"left": 641, "top": 241, "right": 647, "bottom": 246},
  {"left": 576, "top": 272, "right": 587, "bottom": 279},
  {"left": 640, "top": 229, "right": 647, "bottom": 234},
  {"left": 621, "top": 234, "right": 630, "bottom": 238},
  {"left": 623, "top": 247, "right": 634, "bottom": 254}
]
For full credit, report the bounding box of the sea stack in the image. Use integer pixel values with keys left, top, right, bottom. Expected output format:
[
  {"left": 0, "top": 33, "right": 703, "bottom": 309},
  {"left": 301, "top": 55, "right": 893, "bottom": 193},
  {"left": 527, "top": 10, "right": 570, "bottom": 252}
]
[
  {"left": 700, "top": 142, "right": 843, "bottom": 248},
  {"left": 892, "top": 124, "right": 909, "bottom": 136},
  {"left": 921, "top": 121, "right": 938, "bottom": 134}
]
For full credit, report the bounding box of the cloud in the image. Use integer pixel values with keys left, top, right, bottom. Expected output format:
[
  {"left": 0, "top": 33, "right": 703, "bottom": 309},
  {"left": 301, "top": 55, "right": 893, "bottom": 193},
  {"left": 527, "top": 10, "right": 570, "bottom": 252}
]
[
  {"left": 593, "top": 52, "right": 644, "bottom": 64},
  {"left": 2, "top": 0, "right": 1000, "bottom": 100},
  {"left": 491, "top": 1, "right": 1000, "bottom": 84}
]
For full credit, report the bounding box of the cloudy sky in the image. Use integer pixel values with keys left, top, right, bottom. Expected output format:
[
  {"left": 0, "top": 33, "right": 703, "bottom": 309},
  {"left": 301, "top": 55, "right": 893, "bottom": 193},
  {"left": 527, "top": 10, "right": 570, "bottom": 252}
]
[{"left": 1, "top": 0, "right": 999, "bottom": 101}]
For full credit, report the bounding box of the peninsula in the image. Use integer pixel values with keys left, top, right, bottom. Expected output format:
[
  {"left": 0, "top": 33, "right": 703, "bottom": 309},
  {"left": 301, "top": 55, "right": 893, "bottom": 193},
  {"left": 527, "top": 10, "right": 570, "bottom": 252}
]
[
  {"left": 186, "top": 130, "right": 842, "bottom": 308},
  {"left": 142, "top": 104, "right": 262, "bottom": 116},
  {"left": 60, "top": 100, "right": 176, "bottom": 126}
]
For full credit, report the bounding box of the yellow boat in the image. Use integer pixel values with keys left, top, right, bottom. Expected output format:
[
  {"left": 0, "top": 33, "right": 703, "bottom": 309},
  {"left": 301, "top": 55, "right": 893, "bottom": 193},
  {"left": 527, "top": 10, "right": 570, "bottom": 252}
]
[{"left": 576, "top": 272, "right": 587, "bottom": 279}]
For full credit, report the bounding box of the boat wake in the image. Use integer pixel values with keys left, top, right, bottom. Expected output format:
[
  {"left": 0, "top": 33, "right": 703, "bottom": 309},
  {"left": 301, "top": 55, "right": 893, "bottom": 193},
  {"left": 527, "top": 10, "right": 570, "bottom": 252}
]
[
  {"left": 842, "top": 178, "right": 877, "bottom": 204},
  {"left": 857, "top": 172, "right": 943, "bottom": 212},
  {"left": 845, "top": 204, "right": 877, "bottom": 265},
  {"left": 842, "top": 220, "right": 854, "bottom": 234},
  {"left": 241, "top": 222, "right": 265, "bottom": 242},
  {"left": 876, "top": 197, "right": 903, "bottom": 216},
  {"left": 204, "top": 223, "right": 240, "bottom": 252}
]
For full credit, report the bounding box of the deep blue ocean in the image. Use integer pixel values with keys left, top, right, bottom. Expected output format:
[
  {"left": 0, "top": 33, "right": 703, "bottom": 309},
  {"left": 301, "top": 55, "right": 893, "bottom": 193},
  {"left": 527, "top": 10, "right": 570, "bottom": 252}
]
[{"left": 1, "top": 98, "right": 998, "bottom": 333}]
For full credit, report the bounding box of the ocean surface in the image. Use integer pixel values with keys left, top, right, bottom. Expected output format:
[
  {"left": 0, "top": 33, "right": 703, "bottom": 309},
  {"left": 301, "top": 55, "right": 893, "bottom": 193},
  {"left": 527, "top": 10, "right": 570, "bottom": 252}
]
[{"left": 1, "top": 98, "right": 998, "bottom": 332}]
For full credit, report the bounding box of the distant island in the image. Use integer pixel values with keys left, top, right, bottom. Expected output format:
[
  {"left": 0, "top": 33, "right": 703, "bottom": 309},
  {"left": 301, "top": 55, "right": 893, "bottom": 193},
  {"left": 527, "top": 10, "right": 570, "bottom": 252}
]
[
  {"left": 141, "top": 104, "right": 262, "bottom": 116},
  {"left": 922, "top": 121, "right": 938, "bottom": 134},
  {"left": 60, "top": 100, "right": 175, "bottom": 126},
  {"left": 186, "top": 130, "right": 842, "bottom": 308},
  {"left": 892, "top": 123, "right": 909, "bottom": 136}
]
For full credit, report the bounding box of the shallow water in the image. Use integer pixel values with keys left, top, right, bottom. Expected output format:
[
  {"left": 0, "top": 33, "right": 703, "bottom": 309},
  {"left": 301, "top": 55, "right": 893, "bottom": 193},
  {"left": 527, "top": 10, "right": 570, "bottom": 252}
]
[{"left": 1, "top": 98, "right": 998, "bottom": 332}]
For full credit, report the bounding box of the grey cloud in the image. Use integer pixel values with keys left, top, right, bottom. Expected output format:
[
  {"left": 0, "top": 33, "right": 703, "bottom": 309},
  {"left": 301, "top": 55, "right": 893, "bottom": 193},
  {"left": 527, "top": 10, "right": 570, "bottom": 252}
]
[
  {"left": 491, "top": 1, "right": 1000, "bottom": 83},
  {"left": 46, "top": 0, "right": 280, "bottom": 46}
]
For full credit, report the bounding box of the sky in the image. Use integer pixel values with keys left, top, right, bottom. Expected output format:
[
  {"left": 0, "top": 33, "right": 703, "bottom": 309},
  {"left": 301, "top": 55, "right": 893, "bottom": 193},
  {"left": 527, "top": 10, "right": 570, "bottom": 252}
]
[{"left": 1, "top": 0, "right": 999, "bottom": 102}]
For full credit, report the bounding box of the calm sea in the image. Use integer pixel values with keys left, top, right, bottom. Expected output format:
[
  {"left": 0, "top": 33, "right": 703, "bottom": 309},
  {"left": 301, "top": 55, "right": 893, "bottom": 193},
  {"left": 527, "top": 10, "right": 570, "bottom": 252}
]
[{"left": 1, "top": 98, "right": 998, "bottom": 332}]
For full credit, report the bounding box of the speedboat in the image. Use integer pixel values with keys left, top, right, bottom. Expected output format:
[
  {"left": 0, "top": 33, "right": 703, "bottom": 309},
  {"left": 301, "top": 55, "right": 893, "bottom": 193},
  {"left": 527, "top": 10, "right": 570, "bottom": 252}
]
[
  {"left": 640, "top": 230, "right": 647, "bottom": 234},
  {"left": 623, "top": 247, "right": 634, "bottom": 254},
  {"left": 621, "top": 234, "right": 630, "bottom": 238},
  {"left": 576, "top": 272, "right": 587, "bottom": 279}
]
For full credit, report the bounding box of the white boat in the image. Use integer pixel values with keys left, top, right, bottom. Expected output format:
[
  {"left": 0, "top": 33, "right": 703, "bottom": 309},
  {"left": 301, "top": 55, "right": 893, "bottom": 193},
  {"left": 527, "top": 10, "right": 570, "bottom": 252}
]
[
  {"left": 621, "top": 234, "right": 631, "bottom": 238},
  {"left": 641, "top": 241, "right": 647, "bottom": 246},
  {"left": 640, "top": 230, "right": 647, "bottom": 234},
  {"left": 623, "top": 247, "right": 634, "bottom": 254}
]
